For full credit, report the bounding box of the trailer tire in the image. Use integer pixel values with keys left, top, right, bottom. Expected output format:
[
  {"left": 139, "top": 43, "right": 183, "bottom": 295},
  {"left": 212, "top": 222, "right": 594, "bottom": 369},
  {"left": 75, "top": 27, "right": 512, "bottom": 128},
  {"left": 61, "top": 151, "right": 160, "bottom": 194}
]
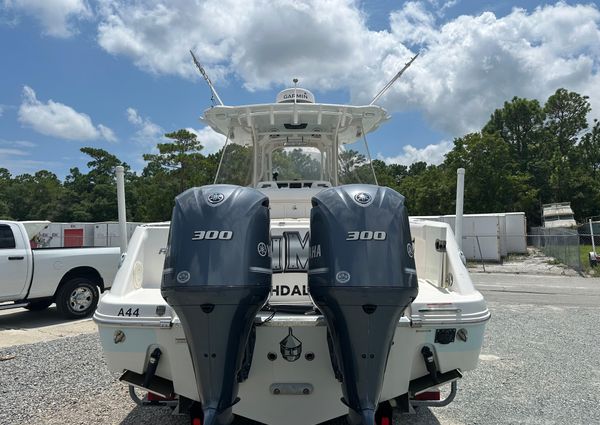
[
  {"left": 24, "top": 299, "right": 53, "bottom": 311},
  {"left": 56, "top": 277, "right": 99, "bottom": 319}
]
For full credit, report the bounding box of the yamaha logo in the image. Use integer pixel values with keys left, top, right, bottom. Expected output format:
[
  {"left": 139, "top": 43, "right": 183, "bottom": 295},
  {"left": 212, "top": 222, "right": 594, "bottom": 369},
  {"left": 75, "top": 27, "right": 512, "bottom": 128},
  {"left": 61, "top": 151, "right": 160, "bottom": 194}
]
[
  {"left": 354, "top": 192, "right": 372, "bottom": 205},
  {"left": 336, "top": 271, "right": 351, "bottom": 284},
  {"left": 257, "top": 242, "right": 268, "bottom": 257},
  {"left": 407, "top": 242, "right": 414, "bottom": 258},
  {"left": 207, "top": 192, "right": 225, "bottom": 204},
  {"left": 176, "top": 270, "right": 191, "bottom": 284}
]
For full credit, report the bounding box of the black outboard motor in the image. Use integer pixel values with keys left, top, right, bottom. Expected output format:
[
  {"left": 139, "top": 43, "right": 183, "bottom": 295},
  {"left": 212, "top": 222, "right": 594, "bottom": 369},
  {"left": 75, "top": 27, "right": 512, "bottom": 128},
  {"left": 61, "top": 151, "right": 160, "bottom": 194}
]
[
  {"left": 161, "top": 185, "right": 272, "bottom": 425},
  {"left": 308, "top": 185, "right": 418, "bottom": 425}
]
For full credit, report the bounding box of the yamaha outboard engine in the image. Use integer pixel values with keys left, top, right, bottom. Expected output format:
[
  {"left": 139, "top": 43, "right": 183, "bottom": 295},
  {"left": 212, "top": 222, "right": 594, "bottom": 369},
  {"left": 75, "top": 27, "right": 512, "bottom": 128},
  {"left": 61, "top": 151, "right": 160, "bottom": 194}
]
[
  {"left": 308, "top": 185, "right": 418, "bottom": 425},
  {"left": 161, "top": 185, "right": 272, "bottom": 425}
]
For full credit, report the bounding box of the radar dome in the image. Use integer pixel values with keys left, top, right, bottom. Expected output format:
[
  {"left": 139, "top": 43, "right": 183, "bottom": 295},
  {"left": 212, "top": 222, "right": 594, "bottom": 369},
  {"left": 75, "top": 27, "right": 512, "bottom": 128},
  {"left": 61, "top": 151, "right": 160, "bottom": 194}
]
[{"left": 276, "top": 88, "right": 315, "bottom": 104}]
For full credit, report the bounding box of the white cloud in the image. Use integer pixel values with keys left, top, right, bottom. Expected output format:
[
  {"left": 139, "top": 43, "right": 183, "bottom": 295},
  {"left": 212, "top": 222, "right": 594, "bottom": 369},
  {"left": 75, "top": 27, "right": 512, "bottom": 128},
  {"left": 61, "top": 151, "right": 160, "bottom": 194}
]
[
  {"left": 18, "top": 85, "right": 116, "bottom": 142},
  {"left": 0, "top": 139, "right": 36, "bottom": 149},
  {"left": 97, "top": 124, "right": 117, "bottom": 142},
  {"left": 383, "top": 1, "right": 600, "bottom": 134},
  {"left": 96, "top": 0, "right": 386, "bottom": 90},
  {"left": 0, "top": 105, "right": 4, "bottom": 117},
  {"left": 186, "top": 127, "right": 226, "bottom": 155},
  {"left": 3, "top": 0, "right": 91, "bottom": 38},
  {"left": 0, "top": 140, "right": 49, "bottom": 175},
  {"left": 379, "top": 140, "right": 452, "bottom": 166},
  {"left": 95, "top": 1, "right": 600, "bottom": 137},
  {"left": 126, "top": 107, "right": 164, "bottom": 145},
  {"left": 0, "top": 147, "right": 27, "bottom": 156},
  {"left": 13, "top": 140, "right": 36, "bottom": 148}
]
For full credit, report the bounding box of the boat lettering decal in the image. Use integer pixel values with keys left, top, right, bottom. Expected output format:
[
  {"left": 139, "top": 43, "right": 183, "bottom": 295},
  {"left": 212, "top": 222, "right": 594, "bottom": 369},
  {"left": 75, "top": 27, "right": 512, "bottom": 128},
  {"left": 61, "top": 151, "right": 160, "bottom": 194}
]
[
  {"left": 271, "top": 284, "right": 309, "bottom": 297},
  {"left": 271, "top": 231, "right": 310, "bottom": 272},
  {"left": 346, "top": 231, "right": 387, "bottom": 241},
  {"left": 118, "top": 308, "right": 140, "bottom": 317},
  {"left": 309, "top": 244, "right": 321, "bottom": 259},
  {"left": 192, "top": 230, "right": 233, "bottom": 240}
]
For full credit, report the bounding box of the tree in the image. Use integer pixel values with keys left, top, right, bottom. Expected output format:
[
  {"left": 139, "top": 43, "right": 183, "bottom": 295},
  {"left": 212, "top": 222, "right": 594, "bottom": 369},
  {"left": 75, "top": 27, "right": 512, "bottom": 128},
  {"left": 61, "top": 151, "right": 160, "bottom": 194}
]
[
  {"left": 139, "top": 130, "right": 219, "bottom": 221},
  {"left": 338, "top": 149, "right": 370, "bottom": 184},
  {"left": 4, "top": 171, "right": 64, "bottom": 220},
  {"left": 61, "top": 148, "right": 134, "bottom": 222},
  {"left": 444, "top": 132, "right": 537, "bottom": 215},
  {"left": 483, "top": 97, "right": 545, "bottom": 173},
  {"left": 143, "top": 130, "right": 210, "bottom": 193},
  {"left": 0, "top": 168, "right": 13, "bottom": 219},
  {"left": 544, "top": 88, "right": 591, "bottom": 157}
]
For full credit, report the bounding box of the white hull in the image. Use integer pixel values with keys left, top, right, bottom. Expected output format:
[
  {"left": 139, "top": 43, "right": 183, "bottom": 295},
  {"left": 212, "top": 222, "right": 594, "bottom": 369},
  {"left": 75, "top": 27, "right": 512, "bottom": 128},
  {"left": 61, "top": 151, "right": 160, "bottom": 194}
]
[{"left": 95, "top": 219, "right": 489, "bottom": 425}]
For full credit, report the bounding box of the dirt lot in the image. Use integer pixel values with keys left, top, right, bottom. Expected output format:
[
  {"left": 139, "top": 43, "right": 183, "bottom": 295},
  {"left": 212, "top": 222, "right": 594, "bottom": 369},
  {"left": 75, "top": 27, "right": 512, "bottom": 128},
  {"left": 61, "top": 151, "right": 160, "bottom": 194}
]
[{"left": 468, "top": 247, "right": 580, "bottom": 276}]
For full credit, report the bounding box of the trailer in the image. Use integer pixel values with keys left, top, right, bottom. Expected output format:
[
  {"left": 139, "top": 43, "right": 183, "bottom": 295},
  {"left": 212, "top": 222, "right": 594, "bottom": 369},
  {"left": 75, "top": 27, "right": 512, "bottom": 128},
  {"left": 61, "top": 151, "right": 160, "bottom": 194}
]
[{"left": 412, "top": 212, "right": 527, "bottom": 261}]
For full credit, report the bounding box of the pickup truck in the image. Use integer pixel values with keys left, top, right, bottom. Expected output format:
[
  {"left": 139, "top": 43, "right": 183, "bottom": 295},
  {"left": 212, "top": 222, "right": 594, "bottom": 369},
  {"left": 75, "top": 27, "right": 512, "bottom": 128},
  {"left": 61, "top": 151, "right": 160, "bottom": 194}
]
[{"left": 0, "top": 220, "right": 121, "bottom": 319}]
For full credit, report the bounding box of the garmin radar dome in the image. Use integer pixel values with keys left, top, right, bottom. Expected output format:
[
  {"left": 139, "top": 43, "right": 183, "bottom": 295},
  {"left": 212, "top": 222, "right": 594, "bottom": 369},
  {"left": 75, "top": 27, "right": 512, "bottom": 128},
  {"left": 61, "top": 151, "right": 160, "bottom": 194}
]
[{"left": 276, "top": 87, "right": 315, "bottom": 103}]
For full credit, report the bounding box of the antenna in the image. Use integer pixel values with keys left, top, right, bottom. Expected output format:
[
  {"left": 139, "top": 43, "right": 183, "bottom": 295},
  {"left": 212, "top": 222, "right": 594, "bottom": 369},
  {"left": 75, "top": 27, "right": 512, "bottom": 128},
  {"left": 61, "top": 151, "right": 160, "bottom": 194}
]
[
  {"left": 292, "top": 78, "right": 299, "bottom": 123},
  {"left": 190, "top": 50, "right": 224, "bottom": 106},
  {"left": 293, "top": 78, "right": 299, "bottom": 104},
  {"left": 369, "top": 53, "right": 419, "bottom": 105}
]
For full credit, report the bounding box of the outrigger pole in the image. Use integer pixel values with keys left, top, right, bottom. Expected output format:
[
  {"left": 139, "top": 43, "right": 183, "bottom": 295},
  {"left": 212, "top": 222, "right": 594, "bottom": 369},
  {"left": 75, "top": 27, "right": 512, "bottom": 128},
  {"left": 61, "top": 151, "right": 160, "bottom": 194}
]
[
  {"left": 369, "top": 53, "right": 419, "bottom": 105},
  {"left": 190, "top": 50, "right": 224, "bottom": 106}
]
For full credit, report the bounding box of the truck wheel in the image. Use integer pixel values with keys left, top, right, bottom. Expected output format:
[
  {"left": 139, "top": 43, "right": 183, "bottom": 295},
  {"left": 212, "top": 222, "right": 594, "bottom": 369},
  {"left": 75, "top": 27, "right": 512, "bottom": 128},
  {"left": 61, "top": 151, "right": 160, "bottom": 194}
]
[
  {"left": 24, "top": 299, "right": 53, "bottom": 311},
  {"left": 56, "top": 277, "right": 99, "bottom": 319}
]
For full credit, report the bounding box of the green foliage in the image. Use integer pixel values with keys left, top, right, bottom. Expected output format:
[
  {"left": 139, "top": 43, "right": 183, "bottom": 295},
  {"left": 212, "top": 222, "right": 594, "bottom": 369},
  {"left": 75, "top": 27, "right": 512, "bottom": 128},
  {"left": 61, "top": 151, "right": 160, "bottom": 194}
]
[
  {"left": 2, "top": 87, "right": 599, "bottom": 226},
  {"left": 214, "top": 144, "right": 253, "bottom": 186},
  {"left": 272, "top": 148, "right": 322, "bottom": 181}
]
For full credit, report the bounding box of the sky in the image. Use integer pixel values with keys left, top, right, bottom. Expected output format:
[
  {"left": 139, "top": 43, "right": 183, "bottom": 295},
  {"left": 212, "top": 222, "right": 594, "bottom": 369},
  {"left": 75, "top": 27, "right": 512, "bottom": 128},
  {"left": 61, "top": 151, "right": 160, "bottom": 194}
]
[{"left": 1, "top": 0, "right": 600, "bottom": 179}]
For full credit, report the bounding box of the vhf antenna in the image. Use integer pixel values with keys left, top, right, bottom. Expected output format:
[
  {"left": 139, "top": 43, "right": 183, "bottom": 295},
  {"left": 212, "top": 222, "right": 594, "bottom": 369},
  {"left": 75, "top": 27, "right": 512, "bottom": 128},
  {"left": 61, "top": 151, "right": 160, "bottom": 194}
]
[
  {"left": 369, "top": 53, "right": 419, "bottom": 105},
  {"left": 190, "top": 50, "right": 224, "bottom": 106}
]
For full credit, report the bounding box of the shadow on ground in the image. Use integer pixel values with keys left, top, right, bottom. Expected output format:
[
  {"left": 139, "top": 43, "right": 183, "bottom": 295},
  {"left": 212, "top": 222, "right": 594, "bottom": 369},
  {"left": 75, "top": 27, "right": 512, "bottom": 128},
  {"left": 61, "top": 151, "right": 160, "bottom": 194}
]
[
  {"left": 118, "top": 405, "right": 442, "bottom": 425},
  {"left": 0, "top": 306, "right": 85, "bottom": 330}
]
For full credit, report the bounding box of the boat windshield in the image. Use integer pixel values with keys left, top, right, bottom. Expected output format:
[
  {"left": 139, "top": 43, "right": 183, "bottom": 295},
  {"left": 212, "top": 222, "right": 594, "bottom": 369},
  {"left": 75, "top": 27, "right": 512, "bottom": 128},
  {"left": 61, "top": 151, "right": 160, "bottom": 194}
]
[
  {"left": 214, "top": 143, "right": 254, "bottom": 186},
  {"left": 271, "top": 147, "right": 323, "bottom": 181},
  {"left": 214, "top": 138, "right": 377, "bottom": 187},
  {"left": 337, "top": 139, "right": 377, "bottom": 186}
]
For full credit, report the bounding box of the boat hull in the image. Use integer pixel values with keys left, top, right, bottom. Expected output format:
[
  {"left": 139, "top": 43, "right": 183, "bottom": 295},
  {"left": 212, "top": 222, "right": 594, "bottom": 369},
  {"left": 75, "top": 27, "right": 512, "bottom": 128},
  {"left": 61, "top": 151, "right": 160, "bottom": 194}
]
[
  {"left": 95, "top": 218, "right": 490, "bottom": 425},
  {"left": 96, "top": 309, "right": 487, "bottom": 425}
]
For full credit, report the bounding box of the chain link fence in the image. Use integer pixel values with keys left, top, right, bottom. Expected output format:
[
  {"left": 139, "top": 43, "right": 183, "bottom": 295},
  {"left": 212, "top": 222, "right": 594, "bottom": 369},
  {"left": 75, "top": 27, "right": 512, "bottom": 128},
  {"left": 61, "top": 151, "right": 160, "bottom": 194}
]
[
  {"left": 528, "top": 227, "right": 583, "bottom": 272},
  {"left": 577, "top": 222, "right": 600, "bottom": 246}
]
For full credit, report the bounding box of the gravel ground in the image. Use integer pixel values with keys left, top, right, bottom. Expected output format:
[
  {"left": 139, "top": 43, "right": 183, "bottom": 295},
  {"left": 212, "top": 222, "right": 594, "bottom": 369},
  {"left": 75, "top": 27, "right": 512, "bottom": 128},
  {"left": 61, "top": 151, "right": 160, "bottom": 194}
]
[
  {"left": 468, "top": 247, "right": 580, "bottom": 276},
  {"left": 1, "top": 300, "right": 599, "bottom": 425}
]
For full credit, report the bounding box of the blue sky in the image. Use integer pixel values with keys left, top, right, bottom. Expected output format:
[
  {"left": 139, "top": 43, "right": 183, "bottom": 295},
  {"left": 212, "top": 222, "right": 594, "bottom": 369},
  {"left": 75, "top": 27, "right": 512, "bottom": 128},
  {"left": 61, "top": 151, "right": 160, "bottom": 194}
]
[{"left": 1, "top": 0, "right": 600, "bottom": 179}]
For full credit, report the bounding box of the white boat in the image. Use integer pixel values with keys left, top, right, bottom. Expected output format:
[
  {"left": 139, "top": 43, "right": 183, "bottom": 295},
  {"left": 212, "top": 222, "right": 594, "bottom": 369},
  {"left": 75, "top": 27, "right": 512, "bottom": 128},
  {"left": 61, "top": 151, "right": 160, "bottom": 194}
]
[{"left": 94, "top": 82, "right": 490, "bottom": 425}]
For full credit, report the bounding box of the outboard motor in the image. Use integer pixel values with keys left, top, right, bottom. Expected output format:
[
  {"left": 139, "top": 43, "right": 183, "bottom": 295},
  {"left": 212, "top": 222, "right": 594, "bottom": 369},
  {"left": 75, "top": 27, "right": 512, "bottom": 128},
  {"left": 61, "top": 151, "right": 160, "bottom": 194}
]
[
  {"left": 308, "top": 185, "right": 418, "bottom": 425},
  {"left": 161, "top": 185, "right": 272, "bottom": 425}
]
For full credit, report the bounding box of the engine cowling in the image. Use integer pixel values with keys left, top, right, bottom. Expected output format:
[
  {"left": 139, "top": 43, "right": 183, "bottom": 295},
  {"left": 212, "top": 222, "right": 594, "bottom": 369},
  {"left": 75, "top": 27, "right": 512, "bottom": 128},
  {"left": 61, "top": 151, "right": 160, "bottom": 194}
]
[
  {"left": 308, "top": 184, "right": 418, "bottom": 425},
  {"left": 161, "top": 184, "right": 272, "bottom": 425}
]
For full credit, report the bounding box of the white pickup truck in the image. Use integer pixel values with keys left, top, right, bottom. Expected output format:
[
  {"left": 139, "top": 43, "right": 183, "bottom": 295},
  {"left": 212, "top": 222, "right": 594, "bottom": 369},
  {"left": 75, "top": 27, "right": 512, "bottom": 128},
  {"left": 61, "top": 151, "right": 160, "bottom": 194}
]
[{"left": 0, "top": 220, "right": 121, "bottom": 319}]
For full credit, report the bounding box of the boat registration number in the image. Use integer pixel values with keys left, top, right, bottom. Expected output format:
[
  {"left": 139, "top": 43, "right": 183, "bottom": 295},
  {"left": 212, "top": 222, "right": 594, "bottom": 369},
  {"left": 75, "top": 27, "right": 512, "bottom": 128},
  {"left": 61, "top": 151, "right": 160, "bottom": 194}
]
[{"left": 117, "top": 308, "right": 140, "bottom": 317}]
